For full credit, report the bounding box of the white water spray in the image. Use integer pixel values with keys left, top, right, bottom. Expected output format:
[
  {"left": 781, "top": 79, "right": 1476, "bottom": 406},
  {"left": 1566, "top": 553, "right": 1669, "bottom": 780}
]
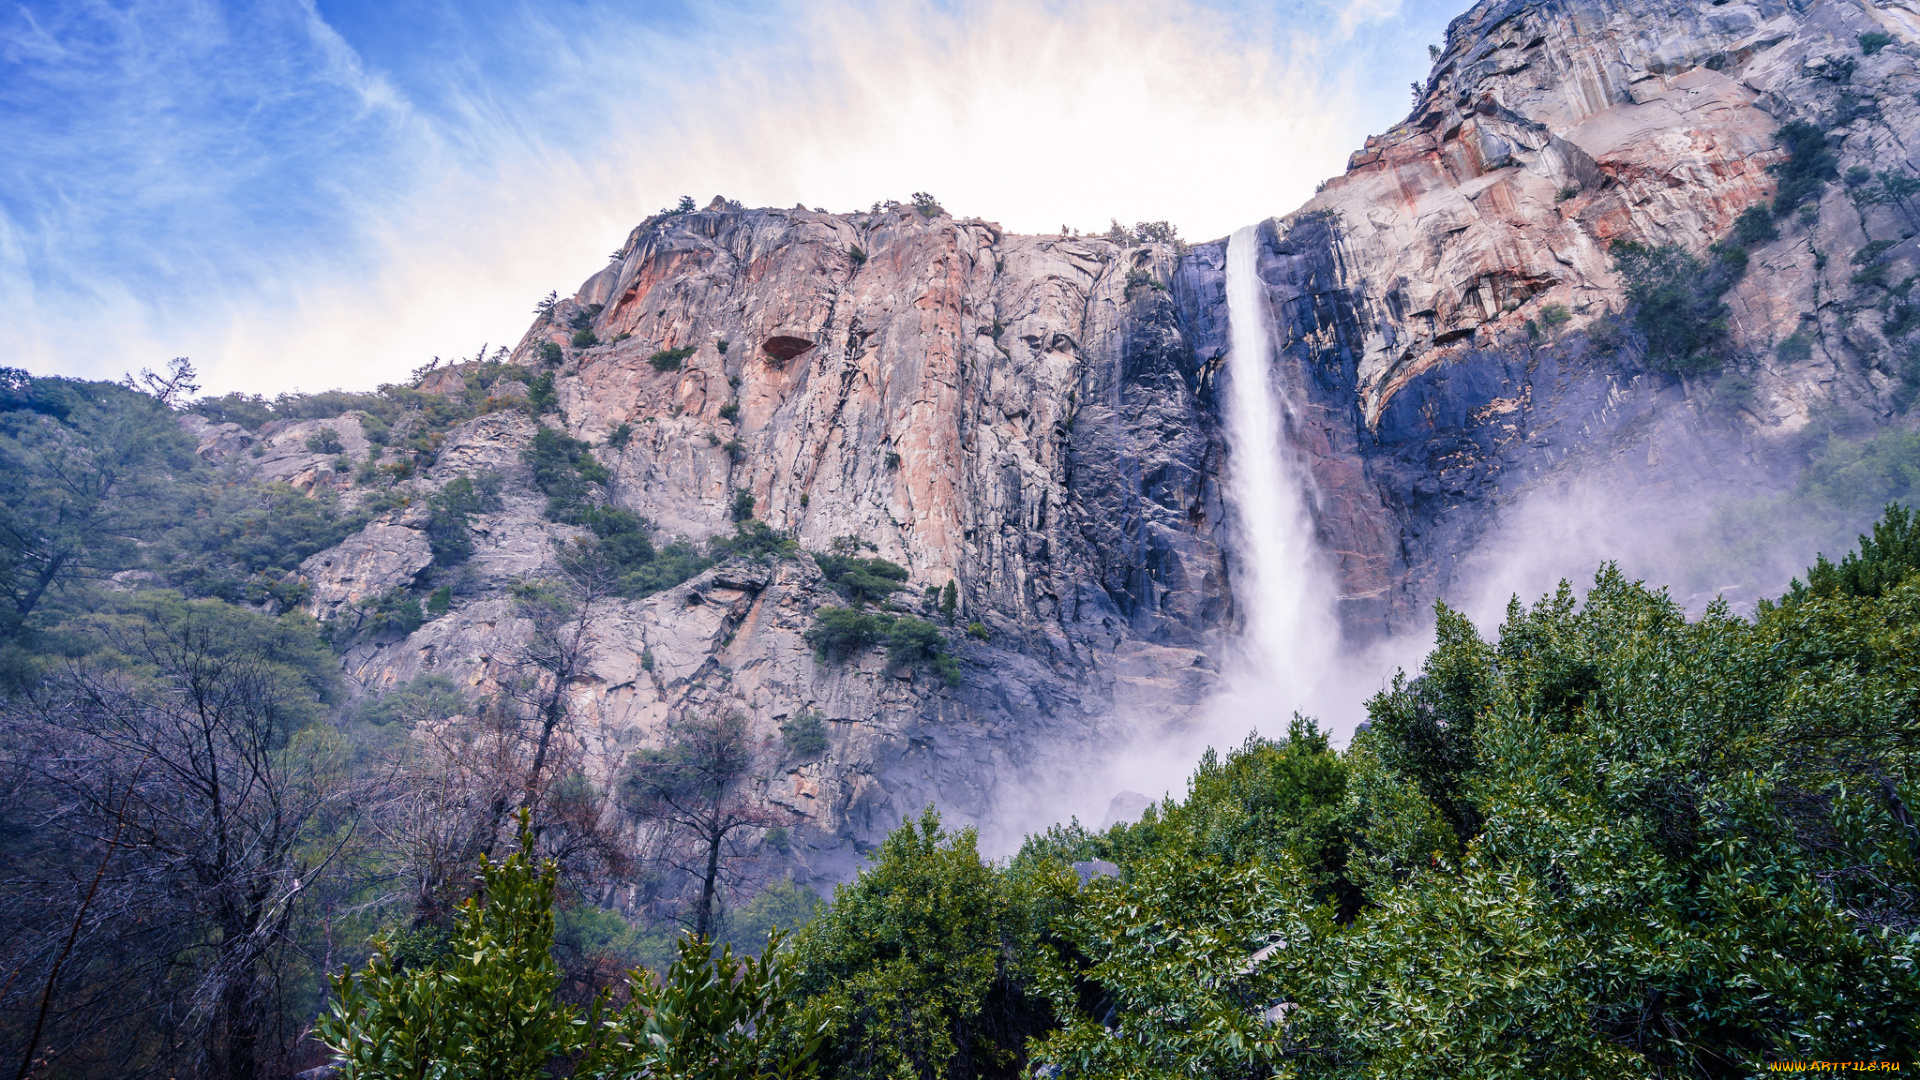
[{"left": 1218, "top": 224, "right": 1337, "bottom": 725}]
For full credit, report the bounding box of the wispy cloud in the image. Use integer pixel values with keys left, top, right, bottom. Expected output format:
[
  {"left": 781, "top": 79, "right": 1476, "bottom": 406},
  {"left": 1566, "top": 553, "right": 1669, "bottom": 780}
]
[{"left": 1, "top": 0, "right": 1454, "bottom": 394}]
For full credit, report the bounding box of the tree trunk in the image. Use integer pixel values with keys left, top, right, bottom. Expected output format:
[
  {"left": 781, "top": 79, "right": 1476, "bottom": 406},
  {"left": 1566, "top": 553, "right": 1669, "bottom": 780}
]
[{"left": 696, "top": 830, "right": 723, "bottom": 942}]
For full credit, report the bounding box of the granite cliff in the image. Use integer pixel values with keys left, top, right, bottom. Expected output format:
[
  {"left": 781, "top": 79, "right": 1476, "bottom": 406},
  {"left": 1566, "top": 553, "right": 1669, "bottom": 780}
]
[{"left": 190, "top": 0, "right": 1920, "bottom": 880}]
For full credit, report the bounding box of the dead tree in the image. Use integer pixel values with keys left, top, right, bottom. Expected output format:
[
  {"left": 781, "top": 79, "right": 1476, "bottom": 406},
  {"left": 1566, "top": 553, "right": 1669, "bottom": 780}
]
[{"left": 0, "top": 599, "right": 354, "bottom": 1080}]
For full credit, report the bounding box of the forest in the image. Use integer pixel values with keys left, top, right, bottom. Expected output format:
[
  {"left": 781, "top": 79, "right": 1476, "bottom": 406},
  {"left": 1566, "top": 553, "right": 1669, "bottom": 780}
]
[{"left": 1, "top": 363, "right": 1917, "bottom": 1078}]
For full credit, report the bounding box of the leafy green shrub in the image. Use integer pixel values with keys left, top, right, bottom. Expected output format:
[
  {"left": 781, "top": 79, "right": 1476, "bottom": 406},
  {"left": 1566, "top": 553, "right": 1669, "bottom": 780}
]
[
  {"left": 648, "top": 345, "right": 696, "bottom": 372},
  {"left": 966, "top": 621, "right": 988, "bottom": 641},
  {"left": 191, "top": 391, "right": 277, "bottom": 429},
  {"left": 716, "top": 339, "right": 729, "bottom": 355},
  {"left": 812, "top": 550, "right": 907, "bottom": 607},
  {"left": 910, "top": 191, "right": 941, "bottom": 217},
  {"left": 789, "top": 808, "right": 1064, "bottom": 1080},
  {"left": 807, "top": 606, "right": 959, "bottom": 682},
  {"left": 1772, "top": 120, "right": 1839, "bottom": 218},
  {"left": 848, "top": 245, "right": 866, "bottom": 266},
  {"left": 780, "top": 710, "right": 829, "bottom": 760},
  {"left": 619, "top": 538, "right": 714, "bottom": 598},
  {"left": 526, "top": 372, "right": 557, "bottom": 413},
  {"left": 355, "top": 672, "right": 469, "bottom": 728},
  {"left": 1732, "top": 205, "right": 1779, "bottom": 246},
  {"left": 571, "top": 328, "right": 599, "bottom": 348},
  {"left": 321, "top": 815, "right": 818, "bottom": 1079},
  {"left": 537, "top": 340, "right": 564, "bottom": 366},
  {"left": 524, "top": 426, "right": 608, "bottom": 523},
  {"left": 305, "top": 428, "right": 345, "bottom": 455},
  {"left": 1860, "top": 30, "right": 1895, "bottom": 55},
  {"left": 424, "top": 473, "right": 502, "bottom": 566},
  {"left": 710, "top": 519, "right": 797, "bottom": 561},
  {"left": 718, "top": 402, "right": 739, "bottom": 423},
  {"left": 730, "top": 488, "right": 756, "bottom": 522},
  {"left": 723, "top": 438, "right": 747, "bottom": 461},
  {"left": 1611, "top": 239, "right": 1741, "bottom": 372},
  {"left": 585, "top": 931, "right": 822, "bottom": 1080},
  {"left": 1778, "top": 329, "right": 1815, "bottom": 361},
  {"left": 426, "top": 585, "right": 452, "bottom": 616},
  {"left": 605, "top": 421, "right": 633, "bottom": 449},
  {"left": 806, "top": 606, "right": 892, "bottom": 660},
  {"left": 319, "top": 817, "right": 579, "bottom": 1078},
  {"left": 583, "top": 504, "right": 657, "bottom": 568},
  {"left": 1784, "top": 502, "right": 1920, "bottom": 603},
  {"left": 939, "top": 579, "right": 957, "bottom": 623}
]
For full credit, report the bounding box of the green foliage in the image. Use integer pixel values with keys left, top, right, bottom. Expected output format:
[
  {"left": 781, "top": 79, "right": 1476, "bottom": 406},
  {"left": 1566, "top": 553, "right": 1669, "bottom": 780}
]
[
  {"left": 307, "top": 427, "right": 346, "bottom": 455},
  {"left": 1772, "top": 120, "right": 1839, "bottom": 218},
  {"left": 1032, "top": 856, "right": 1321, "bottom": 1079},
  {"left": 572, "top": 328, "right": 600, "bottom": 348},
  {"left": 1786, "top": 502, "right": 1920, "bottom": 602},
  {"left": 0, "top": 374, "right": 200, "bottom": 639},
  {"left": 425, "top": 473, "right": 503, "bottom": 567},
  {"left": 1610, "top": 239, "right": 1742, "bottom": 372},
  {"left": 618, "top": 538, "right": 715, "bottom": 598},
  {"left": 1732, "top": 204, "right": 1779, "bottom": 246},
  {"left": 584, "top": 505, "right": 658, "bottom": 570},
  {"left": 161, "top": 481, "right": 369, "bottom": 604},
  {"left": 576, "top": 505, "right": 731, "bottom": 598},
  {"left": 939, "top": 579, "right": 957, "bottom": 623},
  {"left": 340, "top": 587, "right": 427, "bottom": 646},
  {"left": 526, "top": 371, "right": 558, "bottom": 413},
  {"left": 731, "top": 488, "right": 756, "bottom": 522},
  {"left": 711, "top": 519, "right": 798, "bottom": 561},
  {"left": 722, "top": 879, "right": 825, "bottom": 955},
  {"left": 583, "top": 932, "right": 823, "bottom": 1080},
  {"left": 718, "top": 402, "right": 740, "bottom": 423},
  {"left": 790, "top": 809, "right": 1067, "bottom": 1080},
  {"left": 1861, "top": 30, "right": 1895, "bottom": 55},
  {"left": 537, "top": 340, "right": 565, "bottom": 367},
  {"left": 605, "top": 421, "right": 633, "bottom": 449},
  {"left": 966, "top": 621, "right": 988, "bottom": 641},
  {"left": 1796, "top": 426, "right": 1920, "bottom": 517},
  {"left": 806, "top": 607, "right": 959, "bottom": 684},
  {"left": 320, "top": 816, "right": 578, "bottom": 1079},
  {"left": 848, "top": 245, "right": 866, "bottom": 266},
  {"left": 525, "top": 426, "right": 609, "bottom": 523},
  {"left": 805, "top": 606, "right": 892, "bottom": 661},
  {"left": 779, "top": 710, "right": 828, "bottom": 760},
  {"left": 1033, "top": 531, "right": 1920, "bottom": 1075},
  {"left": 909, "top": 191, "right": 941, "bottom": 217},
  {"left": 355, "top": 672, "right": 470, "bottom": 728},
  {"left": 1779, "top": 329, "right": 1815, "bottom": 360},
  {"left": 811, "top": 550, "right": 908, "bottom": 607},
  {"left": 649, "top": 345, "right": 696, "bottom": 372}
]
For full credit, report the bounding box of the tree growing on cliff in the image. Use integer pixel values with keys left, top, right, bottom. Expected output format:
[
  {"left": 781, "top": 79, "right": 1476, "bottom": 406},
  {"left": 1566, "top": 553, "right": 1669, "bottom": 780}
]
[{"left": 618, "top": 712, "right": 792, "bottom": 941}]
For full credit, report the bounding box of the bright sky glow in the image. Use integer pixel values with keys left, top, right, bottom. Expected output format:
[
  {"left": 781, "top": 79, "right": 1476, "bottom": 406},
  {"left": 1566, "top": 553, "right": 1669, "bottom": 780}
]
[{"left": 1, "top": 0, "right": 1455, "bottom": 395}]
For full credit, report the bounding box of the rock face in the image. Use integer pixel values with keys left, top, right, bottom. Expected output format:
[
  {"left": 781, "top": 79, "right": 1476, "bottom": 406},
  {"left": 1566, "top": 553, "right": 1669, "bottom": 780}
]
[{"left": 276, "top": 0, "right": 1920, "bottom": 878}]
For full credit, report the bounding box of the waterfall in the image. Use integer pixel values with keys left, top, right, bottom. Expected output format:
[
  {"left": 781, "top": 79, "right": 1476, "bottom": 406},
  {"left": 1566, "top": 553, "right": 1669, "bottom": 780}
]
[{"left": 1220, "top": 224, "right": 1336, "bottom": 722}]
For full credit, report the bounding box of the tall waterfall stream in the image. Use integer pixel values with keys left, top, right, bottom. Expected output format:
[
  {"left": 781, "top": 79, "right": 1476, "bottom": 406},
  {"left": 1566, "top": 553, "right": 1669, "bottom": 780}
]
[{"left": 1219, "top": 224, "right": 1337, "bottom": 727}]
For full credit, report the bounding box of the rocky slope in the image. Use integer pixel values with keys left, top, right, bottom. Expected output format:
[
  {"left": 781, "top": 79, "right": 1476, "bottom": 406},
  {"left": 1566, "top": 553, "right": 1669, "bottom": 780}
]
[{"left": 196, "top": 0, "right": 1920, "bottom": 879}]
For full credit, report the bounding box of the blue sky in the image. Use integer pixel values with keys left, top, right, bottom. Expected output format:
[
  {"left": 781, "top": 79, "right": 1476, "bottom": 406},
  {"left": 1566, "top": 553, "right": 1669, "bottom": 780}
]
[{"left": 2, "top": 0, "right": 1456, "bottom": 394}]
